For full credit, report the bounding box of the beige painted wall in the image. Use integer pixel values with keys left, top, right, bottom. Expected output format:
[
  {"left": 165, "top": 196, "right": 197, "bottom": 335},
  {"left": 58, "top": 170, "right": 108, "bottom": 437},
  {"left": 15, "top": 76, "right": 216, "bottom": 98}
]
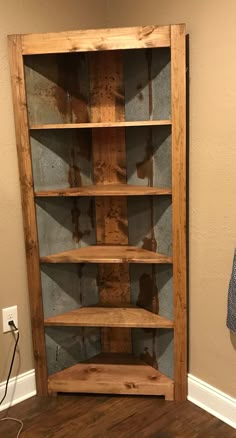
[
  {"left": 1, "top": 0, "right": 236, "bottom": 400},
  {"left": 105, "top": 0, "right": 236, "bottom": 397},
  {"left": 0, "top": 0, "right": 106, "bottom": 382}
]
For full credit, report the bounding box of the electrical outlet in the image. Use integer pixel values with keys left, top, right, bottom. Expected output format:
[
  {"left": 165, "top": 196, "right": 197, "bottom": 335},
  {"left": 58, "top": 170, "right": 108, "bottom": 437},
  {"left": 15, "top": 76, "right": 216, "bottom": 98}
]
[{"left": 2, "top": 306, "right": 18, "bottom": 333}]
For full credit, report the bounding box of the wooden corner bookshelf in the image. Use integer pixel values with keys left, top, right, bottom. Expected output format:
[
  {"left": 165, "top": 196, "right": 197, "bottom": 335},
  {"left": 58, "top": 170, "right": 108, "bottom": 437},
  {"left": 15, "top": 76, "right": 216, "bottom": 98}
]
[{"left": 8, "top": 24, "right": 186, "bottom": 401}]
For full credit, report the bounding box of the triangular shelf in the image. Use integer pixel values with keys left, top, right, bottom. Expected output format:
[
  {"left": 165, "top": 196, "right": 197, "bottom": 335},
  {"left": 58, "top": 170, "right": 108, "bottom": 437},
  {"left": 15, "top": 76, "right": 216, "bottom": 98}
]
[
  {"left": 35, "top": 184, "right": 172, "bottom": 197},
  {"left": 40, "top": 245, "right": 173, "bottom": 264},
  {"left": 48, "top": 353, "right": 174, "bottom": 398},
  {"left": 44, "top": 306, "right": 174, "bottom": 328}
]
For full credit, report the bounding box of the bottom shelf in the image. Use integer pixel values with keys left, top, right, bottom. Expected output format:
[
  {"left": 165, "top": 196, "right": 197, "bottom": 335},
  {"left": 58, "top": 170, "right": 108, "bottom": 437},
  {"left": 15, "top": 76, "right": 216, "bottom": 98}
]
[{"left": 48, "top": 353, "right": 174, "bottom": 400}]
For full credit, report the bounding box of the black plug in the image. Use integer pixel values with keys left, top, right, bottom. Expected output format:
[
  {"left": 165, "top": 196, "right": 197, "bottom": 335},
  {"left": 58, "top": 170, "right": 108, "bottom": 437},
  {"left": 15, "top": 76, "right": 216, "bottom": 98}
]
[{"left": 8, "top": 320, "right": 18, "bottom": 331}]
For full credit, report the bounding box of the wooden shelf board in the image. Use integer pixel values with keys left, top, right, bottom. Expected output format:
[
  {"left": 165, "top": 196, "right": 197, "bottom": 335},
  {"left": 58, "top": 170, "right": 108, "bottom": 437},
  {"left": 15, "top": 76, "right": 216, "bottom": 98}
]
[
  {"left": 30, "top": 120, "right": 172, "bottom": 130},
  {"left": 44, "top": 306, "right": 174, "bottom": 328},
  {"left": 35, "top": 185, "right": 172, "bottom": 197},
  {"left": 40, "top": 245, "right": 173, "bottom": 264},
  {"left": 48, "top": 353, "right": 174, "bottom": 398}
]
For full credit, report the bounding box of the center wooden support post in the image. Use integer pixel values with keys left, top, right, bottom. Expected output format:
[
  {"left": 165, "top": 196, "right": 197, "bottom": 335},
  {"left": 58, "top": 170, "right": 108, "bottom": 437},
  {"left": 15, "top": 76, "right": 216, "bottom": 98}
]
[{"left": 90, "top": 51, "right": 132, "bottom": 353}]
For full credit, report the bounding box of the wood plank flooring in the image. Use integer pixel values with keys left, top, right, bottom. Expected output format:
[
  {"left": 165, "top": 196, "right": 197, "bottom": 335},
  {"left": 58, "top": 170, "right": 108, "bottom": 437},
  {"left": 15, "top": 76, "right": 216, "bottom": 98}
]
[{"left": 0, "top": 395, "right": 235, "bottom": 437}]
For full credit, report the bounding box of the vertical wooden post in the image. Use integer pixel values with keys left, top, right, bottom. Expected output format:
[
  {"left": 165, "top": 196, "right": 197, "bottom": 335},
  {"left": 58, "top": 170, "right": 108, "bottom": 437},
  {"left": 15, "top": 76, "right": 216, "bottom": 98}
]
[
  {"left": 89, "top": 51, "right": 132, "bottom": 353},
  {"left": 171, "top": 24, "right": 187, "bottom": 400},
  {"left": 8, "top": 35, "right": 48, "bottom": 395}
]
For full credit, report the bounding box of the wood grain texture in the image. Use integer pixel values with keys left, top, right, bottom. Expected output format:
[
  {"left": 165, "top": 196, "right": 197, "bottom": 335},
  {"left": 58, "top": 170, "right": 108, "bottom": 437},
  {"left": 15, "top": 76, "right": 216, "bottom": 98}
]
[
  {"left": 40, "top": 245, "right": 173, "bottom": 264},
  {"left": 89, "top": 52, "right": 125, "bottom": 124},
  {"left": 48, "top": 353, "right": 173, "bottom": 399},
  {"left": 35, "top": 185, "right": 172, "bottom": 197},
  {"left": 8, "top": 35, "right": 48, "bottom": 395},
  {"left": 29, "top": 120, "right": 172, "bottom": 129},
  {"left": 44, "top": 306, "right": 174, "bottom": 328},
  {"left": 21, "top": 26, "right": 171, "bottom": 55},
  {"left": 1, "top": 394, "right": 235, "bottom": 438},
  {"left": 171, "top": 24, "right": 187, "bottom": 401},
  {"left": 92, "top": 130, "right": 127, "bottom": 185},
  {"left": 90, "top": 51, "right": 131, "bottom": 354}
]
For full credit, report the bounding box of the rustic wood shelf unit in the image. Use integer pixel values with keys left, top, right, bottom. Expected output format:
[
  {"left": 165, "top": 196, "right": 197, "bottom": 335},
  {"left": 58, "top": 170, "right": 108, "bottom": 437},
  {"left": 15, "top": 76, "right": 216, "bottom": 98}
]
[{"left": 9, "top": 24, "right": 186, "bottom": 401}]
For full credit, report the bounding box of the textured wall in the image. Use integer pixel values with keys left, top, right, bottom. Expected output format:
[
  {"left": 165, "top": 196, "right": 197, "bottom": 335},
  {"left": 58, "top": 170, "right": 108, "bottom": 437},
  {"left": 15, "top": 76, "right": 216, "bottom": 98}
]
[
  {"left": 0, "top": 0, "right": 106, "bottom": 381},
  {"left": 105, "top": 0, "right": 236, "bottom": 397}
]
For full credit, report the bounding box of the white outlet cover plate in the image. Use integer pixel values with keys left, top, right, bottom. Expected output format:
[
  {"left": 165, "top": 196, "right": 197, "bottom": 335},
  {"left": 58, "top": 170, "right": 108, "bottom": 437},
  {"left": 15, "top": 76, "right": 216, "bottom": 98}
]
[{"left": 2, "top": 306, "right": 18, "bottom": 333}]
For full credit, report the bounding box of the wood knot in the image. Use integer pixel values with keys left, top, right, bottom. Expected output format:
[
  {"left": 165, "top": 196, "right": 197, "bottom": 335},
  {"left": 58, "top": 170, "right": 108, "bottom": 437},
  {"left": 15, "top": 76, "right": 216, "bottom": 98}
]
[
  {"left": 149, "top": 375, "right": 157, "bottom": 381},
  {"left": 33, "top": 351, "right": 40, "bottom": 360},
  {"left": 138, "top": 26, "right": 155, "bottom": 40},
  {"left": 95, "top": 38, "right": 107, "bottom": 51},
  {"left": 95, "top": 43, "right": 107, "bottom": 51},
  {"left": 89, "top": 366, "right": 97, "bottom": 373},
  {"left": 26, "top": 239, "right": 37, "bottom": 253},
  {"left": 69, "top": 45, "right": 78, "bottom": 52},
  {"left": 125, "top": 382, "right": 136, "bottom": 389},
  {"left": 20, "top": 178, "right": 33, "bottom": 190},
  {"left": 16, "top": 75, "right": 22, "bottom": 84}
]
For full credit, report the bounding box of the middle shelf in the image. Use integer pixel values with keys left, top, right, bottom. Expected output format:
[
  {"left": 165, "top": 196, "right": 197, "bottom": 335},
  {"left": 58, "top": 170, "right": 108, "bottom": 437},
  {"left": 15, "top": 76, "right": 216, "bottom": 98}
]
[
  {"left": 40, "top": 245, "right": 173, "bottom": 264},
  {"left": 44, "top": 306, "right": 174, "bottom": 328},
  {"left": 35, "top": 184, "right": 172, "bottom": 197}
]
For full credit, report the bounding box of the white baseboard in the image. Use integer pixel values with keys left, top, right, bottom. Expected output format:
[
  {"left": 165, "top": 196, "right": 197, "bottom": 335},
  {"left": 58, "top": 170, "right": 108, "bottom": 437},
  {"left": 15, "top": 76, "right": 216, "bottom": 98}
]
[
  {"left": 0, "top": 369, "right": 36, "bottom": 412},
  {"left": 188, "top": 374, "right": 236, "bottom": 429}
]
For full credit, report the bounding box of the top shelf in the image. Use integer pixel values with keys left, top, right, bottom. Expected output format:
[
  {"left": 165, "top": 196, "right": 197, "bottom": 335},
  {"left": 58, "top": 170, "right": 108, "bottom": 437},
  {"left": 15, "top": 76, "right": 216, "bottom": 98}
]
[{"left": 29, "top": 120, "right": 172, "bottom": 130}]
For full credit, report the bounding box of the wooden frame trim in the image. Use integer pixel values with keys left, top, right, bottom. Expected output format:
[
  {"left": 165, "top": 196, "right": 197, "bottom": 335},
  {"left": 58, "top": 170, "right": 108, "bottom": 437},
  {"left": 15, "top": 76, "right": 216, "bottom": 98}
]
[
  {"left": 20, "top": 25, "right": 171, "bottom": 55},
  {"left": 171, "top": 24, "right": 187, "bottom": 400},
  {"left": 8, "top": 35, "right": 48, "bottom": 395}
]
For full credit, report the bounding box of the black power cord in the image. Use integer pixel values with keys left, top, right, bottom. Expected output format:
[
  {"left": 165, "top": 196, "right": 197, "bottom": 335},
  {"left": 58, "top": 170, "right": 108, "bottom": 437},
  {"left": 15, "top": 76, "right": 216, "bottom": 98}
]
[
  {"left": 0, "top": 320, "right": 19, "bottom": 406},
  {"left": 0, "top": 320, "right": 23, "bottom": 437}
]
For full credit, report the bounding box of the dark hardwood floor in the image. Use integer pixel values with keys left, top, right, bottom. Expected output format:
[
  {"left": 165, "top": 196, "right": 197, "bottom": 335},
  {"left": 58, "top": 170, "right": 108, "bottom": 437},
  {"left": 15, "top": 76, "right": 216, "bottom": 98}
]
[{"left": 0, "top": 395, "right": 235, "bottom": 437}]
